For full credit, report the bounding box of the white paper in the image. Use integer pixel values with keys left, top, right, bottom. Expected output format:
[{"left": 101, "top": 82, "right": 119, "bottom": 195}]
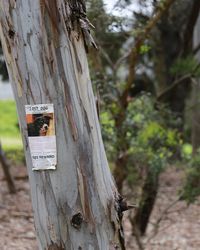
[{"left": 25, "top": 104, "right": 57, "bottom": 170}]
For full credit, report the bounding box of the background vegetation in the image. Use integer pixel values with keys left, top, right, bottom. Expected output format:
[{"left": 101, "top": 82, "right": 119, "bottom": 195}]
[{"left": 0, "top": 100, "right": 23, "bottom": 162}]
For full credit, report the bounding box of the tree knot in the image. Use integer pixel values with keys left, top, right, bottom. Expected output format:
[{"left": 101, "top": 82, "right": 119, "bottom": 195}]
[
  {"left": 71, "top": 212, "right": 83, "bottom": 230},
  {"left": 8, "top": 29, "right": 15, "bottom": 39}
]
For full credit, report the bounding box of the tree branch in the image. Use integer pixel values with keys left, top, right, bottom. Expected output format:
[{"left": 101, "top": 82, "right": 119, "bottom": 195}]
[
  {"left": 120, "top": 0, "right": 176, "bottom": 110},
  {"left": 99, "top": 46, "right": 114, "bottom": 69},
  {"left": 157, "top": 63, "right": 200, "bottom": 100},
  {"left": 114, "top": 0, "right": 176, "bottom": 129},
  {"left": 113, "top": 48, "right": 132, "bottom": 71},
  {"left": 156, "top": 74, "right": 192, "bottom": 101}
]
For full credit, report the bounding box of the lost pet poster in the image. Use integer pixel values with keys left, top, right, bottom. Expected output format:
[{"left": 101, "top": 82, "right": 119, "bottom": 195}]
[{"left": 25, "top": 104, "right": 57, "bottom": 170}]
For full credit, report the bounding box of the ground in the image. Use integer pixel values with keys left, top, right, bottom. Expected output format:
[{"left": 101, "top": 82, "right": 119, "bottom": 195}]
[
  {"left": 0, "top": 165, "right": 200, "bottom": 250},
  {"left": 0, "top": 165, "right": 37, "bottom": 250},
  {"left": 125, "top": 167, "right": 200, "bottom": 250}
]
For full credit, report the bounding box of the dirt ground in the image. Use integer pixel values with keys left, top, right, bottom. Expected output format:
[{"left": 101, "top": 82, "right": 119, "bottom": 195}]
[
  {"left": 0, "top": 165, "right": 37, "bottom": 250},
  {"left": 0, "top": 165, "right": 200, "bottom": 250},
  {"left": 125, "top": 167, "right": 200, "bottom": 250}
]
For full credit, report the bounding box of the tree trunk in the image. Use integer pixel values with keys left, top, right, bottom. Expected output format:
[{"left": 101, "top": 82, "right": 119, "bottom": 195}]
[
  {"left": 0, "top": 143, "right": 16, "bottom": 194},
  {"left": 0, "top": 1, "right": 126, "bottom": 249},
  {"left": 192, "top": 13, "right": 200, "bottom": 154},
  {"left": 132, "top": 172, "right": 159, "bottom": 236},
  {"left": 154, "top": 0, "right": 200, "bottom": 130}
]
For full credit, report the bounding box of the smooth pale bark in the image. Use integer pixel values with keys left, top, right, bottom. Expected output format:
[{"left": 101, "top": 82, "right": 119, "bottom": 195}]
[{"left": 0, "top": 1, "right": 126, "bottom": 249}]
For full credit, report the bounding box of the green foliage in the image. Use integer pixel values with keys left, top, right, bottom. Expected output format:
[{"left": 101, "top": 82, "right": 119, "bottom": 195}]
[
  {"left": 100, "top": 94, "right": 181, "bottom": 183},
  {"left": 139, "top": 44, "right": 151, "bottom": 54},
  {"left": 0, "top": 100, "right": 20, "bottom": 137},
  {"left": 157, "top": 0, "right": 167, "bottom": 10},
  {"left": 181, "top": 153, "right": 200, "bottom": 204},
  {"left": 87, "top": 0, "right": 128, "bottom": 63},
  {"left": 181, "top": 143, "right": 193, "bottom": 160},
  {"left": 0, "top": 100, "right": 23, "bottom": 163},
  {"left": 126, "top": 95, "right": 181, "bottom": 183},
  {"left": 100, "top": 111, "right": 116, "bottom": 159},
  {"left": 170, "top": 55, "right": 200, "bottom": 77}
]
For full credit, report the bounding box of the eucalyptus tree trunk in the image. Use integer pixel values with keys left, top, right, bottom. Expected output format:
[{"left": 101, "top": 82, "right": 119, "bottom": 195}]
[{"left": 0, "top": 1, "right": 126, "bottom": 249}]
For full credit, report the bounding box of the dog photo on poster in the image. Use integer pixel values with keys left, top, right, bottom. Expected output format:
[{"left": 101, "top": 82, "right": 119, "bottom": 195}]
[{"left": 25, "top": 104, "right": 57, "bottom": 170}]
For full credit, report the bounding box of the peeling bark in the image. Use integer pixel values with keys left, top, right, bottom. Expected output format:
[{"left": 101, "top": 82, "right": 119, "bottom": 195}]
[{"left": 0, "top": 1, "right": 125, "bottom": 249}]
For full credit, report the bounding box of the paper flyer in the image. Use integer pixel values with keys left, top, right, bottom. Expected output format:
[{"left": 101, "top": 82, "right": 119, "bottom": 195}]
[{"left": 25, "top": 104, "right": 57, "bottom": 170}]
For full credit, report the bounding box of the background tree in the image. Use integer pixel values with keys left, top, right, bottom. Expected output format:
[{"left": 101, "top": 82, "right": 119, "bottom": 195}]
[
  {"left": 87, "top": 0, "right": 200, "bottom": 239},
  {"left": 0, "top": 142, "right": 16, "bottom": 193},
  {"left": 0, "top": 42, "right": 8, "bottom": 81},
  {"left": 191, "top": 13, "right": 200, "bottom": 154},
  {"left": 180, "top": 13, "right": 200, "bottom": 206},
  {"left": 0, "top": 0, "right": 128, "bottom": 249},
  {"left": 88, "top": 0, "right": 179, "bottom": 236}
]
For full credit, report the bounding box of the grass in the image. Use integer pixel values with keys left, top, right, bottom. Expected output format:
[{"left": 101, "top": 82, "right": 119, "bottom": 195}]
[
  {"left": 1, "top": 137, "right": 23, "bottom": 150},
  {"left": 0, "top": 100, "right": 20, "bottom": 137},
  {"left": 0, "top": 100, "right": 23, "bottom": 161}
]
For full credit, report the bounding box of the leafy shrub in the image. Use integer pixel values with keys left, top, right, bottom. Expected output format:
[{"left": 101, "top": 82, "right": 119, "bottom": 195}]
[
  {"left": 181, "top": 152, "right": 200, "bottom": 203},
  {"left": 126, "top": 96, "right": 181, "bottom": 184},
  {"left": 170, "top": 55, "right": 200, "bottom": 77},
  {"left": 100, "top": 94, "right": 182, "bottom": 183},
  {"left": 181, "top": 143, "right": 193, "bottom": 160}
]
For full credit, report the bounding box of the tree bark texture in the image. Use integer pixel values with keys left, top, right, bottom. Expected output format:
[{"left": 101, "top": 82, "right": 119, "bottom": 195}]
[{"left": 0, "top": 1, "right": 125, "bottom": 249}]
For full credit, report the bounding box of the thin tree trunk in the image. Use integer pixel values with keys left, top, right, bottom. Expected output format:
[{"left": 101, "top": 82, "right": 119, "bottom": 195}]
[
  {"left": 192, "top": 13, "right": 200, "bottom": 154},
  {"left": 132, "top": 172, "right": 159, "bottom": 236},
  {"left": 0, "top": 143, "right": 16, "bottom": 194},
  {"left": 155, "top": 0, "right": 200, "bottom": 131},
  {"left": 0, "top": 1, "right": 126, "bottom": 249},
  {"left": 191, "top": 80, "right": 200, "bottom": 154}
]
